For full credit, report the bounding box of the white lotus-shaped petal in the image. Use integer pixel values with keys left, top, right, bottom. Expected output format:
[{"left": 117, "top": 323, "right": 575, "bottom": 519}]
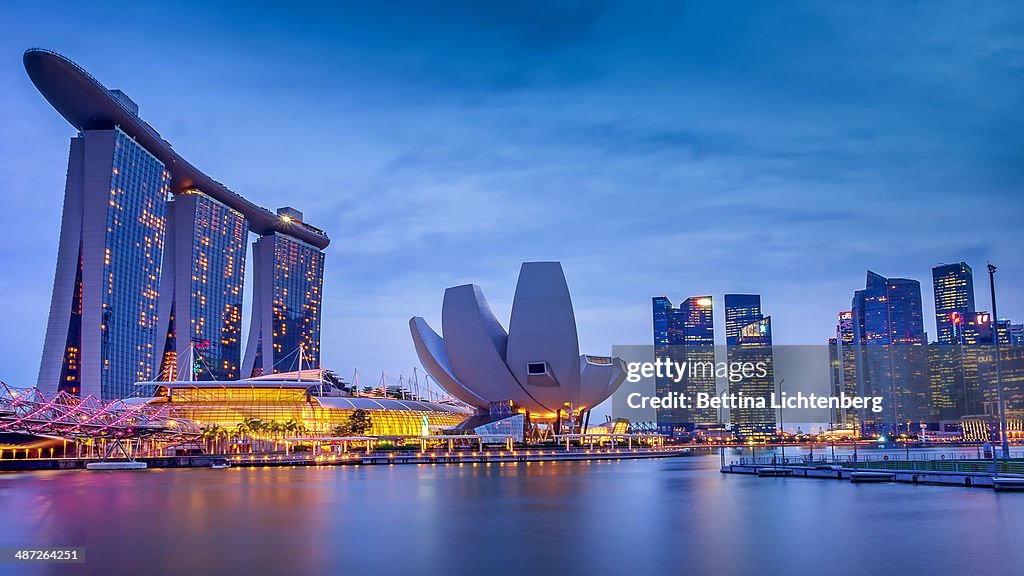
[
  {"left": 409, "top": 316, "right": 489, "bottom": 408},
  {"left": 440, "top": 284, "right": 545, "bottom": 410},
  {"left": 506, "top": 262, "right": 581, "bottom": 409},
  {"left": 579, "top": 355, "right": 627, "bottom": 409}
]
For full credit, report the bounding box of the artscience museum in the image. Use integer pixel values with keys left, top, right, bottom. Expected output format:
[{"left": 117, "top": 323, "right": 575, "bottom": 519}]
[{"left": 409, "top": 262, "right": 627, "bottom": 439}]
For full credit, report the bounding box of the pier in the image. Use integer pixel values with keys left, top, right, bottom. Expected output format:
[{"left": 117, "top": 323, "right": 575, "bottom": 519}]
[{"left": 721, "top": 450, "right": 1024, "bottom": 489}]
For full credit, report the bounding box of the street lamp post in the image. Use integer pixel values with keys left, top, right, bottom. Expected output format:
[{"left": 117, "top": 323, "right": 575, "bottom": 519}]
[
  {"left": 987, "top": 263, "right": 1010, "bottom": 462},
  {"left": 778, "top": 378, "right": 786, "bottom": 467}
]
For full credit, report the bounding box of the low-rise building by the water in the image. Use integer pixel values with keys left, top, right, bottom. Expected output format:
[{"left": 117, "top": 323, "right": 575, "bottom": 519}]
[
  {"left": 135, "top": 370, "right": 470, "bottom": 437},
  {"left": 960, "top": 412, "right": 1024, "bottom": 443}
]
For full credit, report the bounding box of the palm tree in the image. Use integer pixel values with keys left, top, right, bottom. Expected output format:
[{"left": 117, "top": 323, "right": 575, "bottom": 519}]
[
  {"left": 235, "top": 420, "right": 253, "bottom": 452},
  {"left": 201, "top": 425, "right": 217, "bottom": 454},
  {"left": 251, "top": 419, "right": 270, "bottom": 451},
  {"left": 203, "top": 424, "right": 224, "bottom": 454},
  {"left": 268, "top": 421, "right": 284, "bottom": 450},
  {"left": 284, "top": 418, "right": 299, "bottom": 437},
  {"left": 215, "top": 425, "right": 229, "bottom": 454}
]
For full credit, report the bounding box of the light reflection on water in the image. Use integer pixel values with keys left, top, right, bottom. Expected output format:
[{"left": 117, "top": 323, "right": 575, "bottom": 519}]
[{"left": 0, "top": 454, "right": 1021, "bottom": 576}]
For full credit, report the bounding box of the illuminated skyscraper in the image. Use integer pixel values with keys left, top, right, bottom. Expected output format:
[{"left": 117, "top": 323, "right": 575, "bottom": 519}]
[
  {"left": 724, "top": 294, "right": 761, "bottom": 346},
  {"left": 37, "top": 128, "right": 170, "bottom": 400},
  {"left": 651, "top": 296, "right": 715, "bottom": 434},
  {"left": 243, "top": 223, "right": 326, "bottom": 377},
  {"left": 828, "top": 311, "right": 858, "bottom": 429},
  {"left": 652, "top": 296, "right": 672, "bottom": 348},
  {"left": 932, "top": 262, "right": 975, "bottom": 345},
  {"left": 651, "top": 296, "right": 714, "bottom": 346},
  {"left": 156, "top": 192, "right": 249, "bottom": 381},
  {"left": 851, "top": 271, "right": 928, "bottom": 435},
  {"left": 730, "top": 316, "right": 775, "bottom": 439},
  {"left": 26, "top": 49, "right": 330, "bottom": 399}
]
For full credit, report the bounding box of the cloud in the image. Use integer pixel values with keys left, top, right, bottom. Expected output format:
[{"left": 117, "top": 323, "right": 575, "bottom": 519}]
[{"left": 1, "top": 0, "right": 1023, "bottom": 393}]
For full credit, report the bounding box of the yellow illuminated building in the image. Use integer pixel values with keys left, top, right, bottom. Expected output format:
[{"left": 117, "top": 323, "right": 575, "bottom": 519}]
[{"left": 140, "top": 371, "right": 469, "bottom": 437}]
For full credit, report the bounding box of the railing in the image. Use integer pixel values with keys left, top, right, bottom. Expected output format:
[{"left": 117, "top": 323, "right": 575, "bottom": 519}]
[{"left": 731, "top": 451, "right": 1024, "bottom": 474}]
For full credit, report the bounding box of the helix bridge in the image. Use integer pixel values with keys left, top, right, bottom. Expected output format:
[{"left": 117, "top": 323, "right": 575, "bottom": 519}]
[{"left": 0, "top": 380, "right": 201, "bottom": 444}]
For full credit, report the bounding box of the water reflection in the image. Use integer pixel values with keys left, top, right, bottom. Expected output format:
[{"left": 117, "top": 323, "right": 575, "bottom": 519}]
[{"left": 0, "top": 455, "right": 1020, "bottom": 576}]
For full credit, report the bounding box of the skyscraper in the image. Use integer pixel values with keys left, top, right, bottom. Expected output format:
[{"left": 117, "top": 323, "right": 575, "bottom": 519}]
[
  {"left": 933, "top": 262, "right": 975, "bottom": 345},
  {"left": 724, "top": 294, "right": 761, "bottom": 346},
  {"left": 930, "top": 264, "right": 975, "bottom": 425},
  {"left": 652, "top": 296, "right": 672, "bottom": 348},
  {"left": 156, "top": 191, "right": 249, "bottom": 382},
  {"left": 243, "top": 225, "right": 326, "bottom": 377},
  {"left": 851, "top": 271, "right": 928, "bottom": 435},
  {"left": 26, "top": 49, "right": 330, "bottom": 399},
  {"left": 651, "top": 296, "right": 716, "bottom": 434},
  {"left": 672, "top": 296, "right": 715, "bottom": 346},
  {"left": 37, "top": 128, "right": 170, "bottom": 400},
  {"left": 730, "top": 316, "right": 775, "bottom": 439},
  {"left": 828, "top": 311, "right": 858, "bottom": 429}
]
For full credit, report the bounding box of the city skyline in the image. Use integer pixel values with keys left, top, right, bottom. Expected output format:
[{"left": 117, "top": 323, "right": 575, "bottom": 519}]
[
  {"left": 2, "top": 2, "right": 1023, "bottom": 403},
  {"left": 2, "top": 6, "right": 1024, "bottom": 576}
]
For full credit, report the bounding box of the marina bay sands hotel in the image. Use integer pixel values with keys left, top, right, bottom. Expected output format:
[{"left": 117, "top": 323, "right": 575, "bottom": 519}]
[{"left": 24, "top": 49, "right": 330, "bottom": 400}]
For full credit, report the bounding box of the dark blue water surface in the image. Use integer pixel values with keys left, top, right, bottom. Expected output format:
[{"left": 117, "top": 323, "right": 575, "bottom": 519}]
[{"left": 0, "top": 453, "right": 1021, "bottom": 576}]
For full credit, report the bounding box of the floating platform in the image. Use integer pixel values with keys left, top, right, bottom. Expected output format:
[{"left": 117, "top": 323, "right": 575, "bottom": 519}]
[
  {"left": 757, "top": 467, "right": 793, "bottom": 477},
  {"left": 850, "top": 471, "right": 896, "bottom": 483},
  {"left": 721, "top": 463, "right": 1014, "bottom": 489},
  {"left": 86, "top": 461, "right": 148, "bottom": 471},
  {"left": 992, "top": 476, "right": 1024, "bottom": 491}
]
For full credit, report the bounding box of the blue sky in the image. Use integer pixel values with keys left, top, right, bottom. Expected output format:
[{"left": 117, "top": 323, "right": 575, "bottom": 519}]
[{"left": 1, "top": 1, "right": 1022, "bottom": 401}]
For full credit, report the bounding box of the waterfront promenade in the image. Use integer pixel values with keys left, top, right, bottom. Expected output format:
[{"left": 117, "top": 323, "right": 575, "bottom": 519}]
[{"left": 0, "top": 446, "right": 688, "bottom": 472}]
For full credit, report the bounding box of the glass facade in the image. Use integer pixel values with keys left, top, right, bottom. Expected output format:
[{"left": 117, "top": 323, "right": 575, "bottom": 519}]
[
  {"left": 828, "top": 311, "right": 858, "bottom": 428},
  {"left": 928, "top": 343, "right": 964, "bottom": 420},
  {"left": 651, "top": 296, "right": 716, "bottom": 433},
  {"left": 851, "top": 271, "right": 928, "bottom": 435},
  {"left": 250, "top": 234, "right": 325, "bottom": 375},
  {"left": 100, "top": 129, "right": 170, "bottom": 400},
  {"left": 181, "top": 192, "right": 248, "bottom": 381},
  {"left": 724, "top": 294, "right": 761, "bottom": 346},
  {"left": 163, "top": 385, "right": 466, "bottom": 437},
  {"left": 730, "top": 317, "right": 776, "bottom": 439},
  {"left": 472, "top": 414, "right": 526, "bottom": 442},
  {"left": 932, "top": 262, "right": 975, "bottom": 345},
  {"left": 57, "top": 253, "right": 83, "bottom": 395},
  {"left": 652, "top": 297, "right": 671, "bottom": 347}
]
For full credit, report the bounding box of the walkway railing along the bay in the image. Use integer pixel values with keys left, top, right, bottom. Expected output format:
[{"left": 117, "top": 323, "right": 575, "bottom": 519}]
[{"left": 731, "top": 448, "right": 1024, "bottom": 474}]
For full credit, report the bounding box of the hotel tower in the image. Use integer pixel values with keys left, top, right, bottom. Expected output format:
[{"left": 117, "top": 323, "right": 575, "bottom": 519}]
[{"left": 25, "top": 49, "right": 330, "bottom": 400}]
